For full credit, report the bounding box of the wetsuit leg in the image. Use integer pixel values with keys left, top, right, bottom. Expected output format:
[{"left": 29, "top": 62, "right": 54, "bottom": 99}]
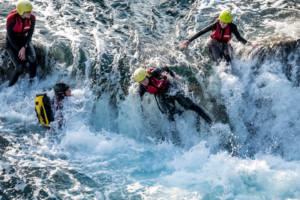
[
  {"left": 208, "top": 39, "right": 222, "bottom": 64},
  {"left": 156, "top": 92, "right": 178, "bottom": 121},
  {"left": 6, "top": 42, "right": 24, "bottom": 86},
  {"left": 26, "top": 42, "right": 37, "bottom": 79},
  {"left": 190, "top": 104, "right": 212, "bottom": 125},
  {"left": 222, "top": 43, "right": 233, "bottom": 64},
  {"left": 173, "top": 92, "right": 194, "bottom": 110},
  {"left": 172, "top": 91, "right": 212, "bottom": 125}
]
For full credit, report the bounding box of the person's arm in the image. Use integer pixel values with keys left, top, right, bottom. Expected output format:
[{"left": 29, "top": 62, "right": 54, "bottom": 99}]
[
  {"left": 151, "top": 66, "right": 182, "bottom": 81},
  {"left": 159, "top": 66, "right": 175, "bottom": 77},
  {"left": 23, "top": 16, "right": 36, "bottom": 48},
  {"left": 230, "top": 23, "right": 249, "bottom": 45},
  {"left": 180, "top": 23, "right": 216, "bottom": 50},
  {"left": 6, "top": 23, "right": 21, "bottom": 51},
  {"left": 188, "top": 23, "right": 217, "bottom": 43},
  {"left": 150, "top": 66, "right": 175, "bottom": 77}
]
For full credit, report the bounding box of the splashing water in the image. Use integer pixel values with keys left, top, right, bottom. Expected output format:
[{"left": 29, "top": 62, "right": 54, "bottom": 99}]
[{"left": 0, "top": 0, "right": 300, "bottom": 199}]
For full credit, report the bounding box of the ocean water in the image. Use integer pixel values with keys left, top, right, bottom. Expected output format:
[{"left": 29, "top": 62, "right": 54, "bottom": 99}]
[{"left": 0, "top": 0, "right": 300, "bottom": 199}]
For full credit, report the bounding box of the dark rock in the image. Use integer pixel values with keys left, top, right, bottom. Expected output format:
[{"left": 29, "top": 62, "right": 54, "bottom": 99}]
[
  {"left": 0, "top": 135, "right": 9, "bottom": 149},
  {"left": 52, "top": 171, "right": 74, "bottom": 190},
  {"left": 37, "top": 189, "right": 49, "bottom": 198},
  {"left": 49, "top": 41, "right": 73, "bottom": 66},
  {"left": 247, "top": 39, "right": 300, "bottom": 86}
]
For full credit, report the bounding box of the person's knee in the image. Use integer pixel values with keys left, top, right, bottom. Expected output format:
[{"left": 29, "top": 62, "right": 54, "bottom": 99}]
[
  {"left": 28, "top": 55, "right": 36, "bottom": 63},
  {"left": 17, "top": 64, "right": 24, "bottom": 73}
]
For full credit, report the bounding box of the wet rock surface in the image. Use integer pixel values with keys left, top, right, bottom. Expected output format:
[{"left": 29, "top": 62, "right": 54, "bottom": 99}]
[{"left": 250, "top": 39, "right": 300, "bottom": 85}]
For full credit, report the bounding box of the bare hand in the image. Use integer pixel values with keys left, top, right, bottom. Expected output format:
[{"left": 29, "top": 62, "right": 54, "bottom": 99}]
[
  {"left": 179, "top": 41, "right": 190, "bottom": 50},
  {"left": 18, "top": 47, "right": 26, "bottom": 60},
  {"left": 250, "top": 42, "right": 263, "bottom": 48},
  {"left": 175, "top": 74, "right": 182, "bottom": 81}
]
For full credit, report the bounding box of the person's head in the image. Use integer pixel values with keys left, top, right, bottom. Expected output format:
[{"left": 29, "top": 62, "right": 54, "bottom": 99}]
[
  {"left": 219, "top": 11, "right": 232, "bottom": 28},
  {"left": 17, "top": 0, "right": 33, "bottom": 18},
  {"left": 134, "top": 68, "right": 150, "bottom": 86},
  {"left": 53, "top": 82, "right": 71, "bottom": 99}
]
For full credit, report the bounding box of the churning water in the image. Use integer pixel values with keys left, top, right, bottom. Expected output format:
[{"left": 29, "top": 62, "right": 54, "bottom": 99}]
[{"left": 0, "top": 0, "right": 300, "bottom": 199}]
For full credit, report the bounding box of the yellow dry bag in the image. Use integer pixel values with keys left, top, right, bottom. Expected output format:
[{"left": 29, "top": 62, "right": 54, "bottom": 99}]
[{"left": 34, "top": 94, "right": 54, "bottom": 126}]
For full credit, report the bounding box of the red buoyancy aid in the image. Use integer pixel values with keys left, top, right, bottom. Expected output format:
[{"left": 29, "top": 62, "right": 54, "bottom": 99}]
[
  {"left": 56, "top": 101, "right": 62, "bottom": 111},
  {"left": 210, "top": 18, "right": 232, "bottom": 44},
  {"left": 6, "top": 10, "right": 35, "bottom": 37},
  {"left": 144, "top": 68, "right": 168, "bottom": 94}
]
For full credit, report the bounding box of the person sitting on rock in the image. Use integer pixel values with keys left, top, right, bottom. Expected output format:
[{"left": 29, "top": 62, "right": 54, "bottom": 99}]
[{"left": 6, "top": 0, "right": 37, "bottom": 86}]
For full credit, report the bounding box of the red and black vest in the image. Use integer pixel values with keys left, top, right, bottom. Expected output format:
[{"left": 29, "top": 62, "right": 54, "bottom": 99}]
[
  {"left": 143, "top": 68, "right": 168, "bottom": 94},
  {"left": 210, "top": 18, "right": 232, "bottom": 44},
  {"left": 55, "top": 101, "right": 62, "bottom": 111},
  {"left": 6, "top": 9, "right": 36, "bottom": 37}
]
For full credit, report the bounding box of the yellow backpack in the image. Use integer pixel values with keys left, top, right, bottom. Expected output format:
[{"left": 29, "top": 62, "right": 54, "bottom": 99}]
[{"left": 34, "top": 94, "right": 54, "bottom": 126}]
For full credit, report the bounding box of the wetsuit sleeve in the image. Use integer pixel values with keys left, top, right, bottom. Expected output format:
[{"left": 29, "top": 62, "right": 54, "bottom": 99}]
[
  {"left": 6, "top": 23, "right": 21, "bottom": 51},
  {"left": 159, "top": 66, "right": 176, "bottom": 77},
  {"left": 230, "top": 23, "right": 250, "bottom": 45},
  {"left": 139, "top": 84, "right": 147, "bottom": 98},
  {"left": 150, "top": 67, "right": 176, "bottom": 77},
  {"left": 188, "top": 23, "right": 217, "bottom": 43},
  {"left": 24, "top": 15, "right": 36, "bottom": 48}
]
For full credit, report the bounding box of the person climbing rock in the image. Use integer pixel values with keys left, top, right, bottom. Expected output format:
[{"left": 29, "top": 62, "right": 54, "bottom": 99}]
[
  {"left": 134, "top": 67, "right": 213, "bottom": 125},
  {"left": 180, "top": 11, "right": 262, "bottom": 65}
]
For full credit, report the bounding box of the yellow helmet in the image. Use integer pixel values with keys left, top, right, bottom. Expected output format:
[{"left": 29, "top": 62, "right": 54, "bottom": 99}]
[
  {"left": 17, "top": 0, "right": 33, "bottom": 16},
  {"left": 219, "top": 11, "right": 232, "bottom": 23},
  {"left": 133, "top": 68, "right": 150, "bottom": 82}
]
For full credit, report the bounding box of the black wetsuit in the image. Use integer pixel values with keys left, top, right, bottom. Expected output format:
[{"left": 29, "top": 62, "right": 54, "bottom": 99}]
[
  {"left": 6, "top": 12, "right": 37, "bottom": 86},
  {"left": 139, "top": 67, "right": 212, "bottom": 124},
  {"left": 188, "top": 22, "right": 250, "bottom": 64}
]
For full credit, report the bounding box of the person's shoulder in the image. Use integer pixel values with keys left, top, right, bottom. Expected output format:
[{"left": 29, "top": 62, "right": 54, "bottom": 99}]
[
  {"left": 230, "top": 23, "right": 237, "bottom": 29},
  {"left": 6, "top": 12, "right": 16, "bottom": 22},
  {"left": 147, "top": 68, "right": 155, "bottom": 73},
  {"left": 30, "top": 14, "right": 36, "bottom": 22},
  {"left": 6, "top": 14, "right": 16, "bottom": 28},
  {"left": 149, "top": 68, "right": 162, "bottom": 77}
]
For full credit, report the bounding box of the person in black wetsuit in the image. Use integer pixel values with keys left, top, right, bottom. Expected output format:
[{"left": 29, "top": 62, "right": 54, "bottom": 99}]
[
  {"left": 180, "top": 11, "right": 262, "bottom": 65},
  {"left": 133, "top": 67, "right": 213, "bottom": 125},
  {"left": 6, "top": 1, "right": 37, "bottom": 86}
]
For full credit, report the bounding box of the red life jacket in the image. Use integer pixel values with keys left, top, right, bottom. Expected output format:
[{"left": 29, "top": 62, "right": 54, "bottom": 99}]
[
  {"left": 6, "top": 9, "right": 35, "bottom": 37},
  {"left": 55, "top": 101, "right": 62, "bottom": 111},
  {"left": 210, "top": 18, "right": 232, "bottom": 44},
  {"left": 143, "top": 68, "right": 168, "bottom": 94}
]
